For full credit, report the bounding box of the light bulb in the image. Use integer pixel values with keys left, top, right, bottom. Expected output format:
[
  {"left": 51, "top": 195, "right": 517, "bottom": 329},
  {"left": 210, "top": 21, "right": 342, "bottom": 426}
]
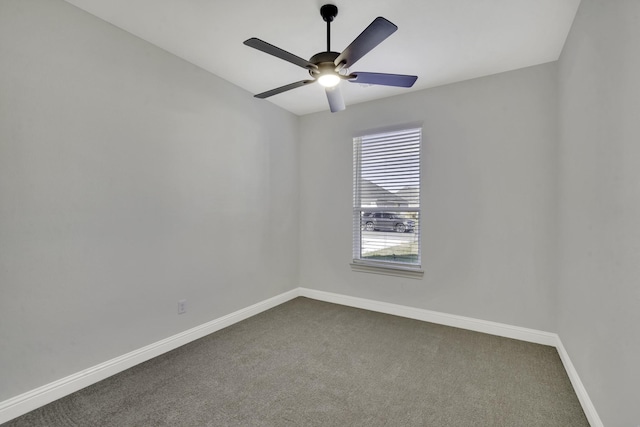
[{"left": 318, "top": 73, "right": 341, "bottom": 88}]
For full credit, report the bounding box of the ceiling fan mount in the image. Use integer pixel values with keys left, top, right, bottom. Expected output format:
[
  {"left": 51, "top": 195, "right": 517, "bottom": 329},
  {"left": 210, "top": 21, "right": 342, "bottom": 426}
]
[
  {"left": 244, "top": 4, "right": 417, "bottom": 112},
  {"left": 320, "top": 4, "right": 338, "bottom": 23}
]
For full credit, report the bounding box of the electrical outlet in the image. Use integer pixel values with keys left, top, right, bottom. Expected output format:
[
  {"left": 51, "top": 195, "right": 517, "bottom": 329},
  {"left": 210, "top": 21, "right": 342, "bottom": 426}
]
[{"left": 178, "top": 299, "right": 187, "bottom": 315}]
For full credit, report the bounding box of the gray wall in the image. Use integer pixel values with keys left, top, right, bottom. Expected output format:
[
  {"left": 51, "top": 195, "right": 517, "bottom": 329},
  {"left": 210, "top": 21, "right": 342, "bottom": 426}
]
[
  {"left": 299, "top": 63, "right": 559, "bottom": 332},
  {"left": 0, "top": 0, "right": 299, "bottom": 401},
  {"left": 557, "top": 0, "right": 640, "bottom": 425}
]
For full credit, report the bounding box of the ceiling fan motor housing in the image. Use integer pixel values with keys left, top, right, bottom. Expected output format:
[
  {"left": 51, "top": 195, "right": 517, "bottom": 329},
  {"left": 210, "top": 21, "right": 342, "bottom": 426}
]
[{"left": 309, "top": 51, "right": 340, "bottom": 78}]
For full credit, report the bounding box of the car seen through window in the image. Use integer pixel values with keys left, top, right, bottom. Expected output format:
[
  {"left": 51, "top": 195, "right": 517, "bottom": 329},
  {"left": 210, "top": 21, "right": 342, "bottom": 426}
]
[{"left": 361, "top": 212, "right": 415, "bottom": 233}]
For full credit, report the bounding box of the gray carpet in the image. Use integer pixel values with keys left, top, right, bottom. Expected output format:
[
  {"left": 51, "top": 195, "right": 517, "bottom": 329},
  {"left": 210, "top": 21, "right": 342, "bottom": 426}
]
[{"left": 4, "top": 297, "right": 589, "bottom": 426}]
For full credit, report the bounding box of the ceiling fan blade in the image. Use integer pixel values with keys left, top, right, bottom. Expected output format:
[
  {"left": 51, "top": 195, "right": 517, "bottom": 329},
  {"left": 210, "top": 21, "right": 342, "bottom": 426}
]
[
  {"left": 348, "top": 72, "right": 418, "bottom": 88},
  {"left": 325, "top": 86, "right": 345, "bottom": 113},
  {"left": 334, "top": 17, "right": 397, "bottom": 69},
  {"left": 244, "top": 38, "right": 317, "bottom": 70},
  {"left": 254, "top": 80, "right": 315, "bottom": 99}
]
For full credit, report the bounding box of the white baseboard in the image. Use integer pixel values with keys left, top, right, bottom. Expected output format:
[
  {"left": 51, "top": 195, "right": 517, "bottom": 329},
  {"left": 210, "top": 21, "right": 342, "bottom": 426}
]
[
  {"left": 555, "top": 338, "right": 604, "bottom": 427},
  {"left": 298, "top": 288, "right": 558, "bottom": 345},
  {"left": 0, "top": 289, "right": 299, "bottom": 424},
  {"left": 1, "top": 287, "right": 603, "bottom": 427}
]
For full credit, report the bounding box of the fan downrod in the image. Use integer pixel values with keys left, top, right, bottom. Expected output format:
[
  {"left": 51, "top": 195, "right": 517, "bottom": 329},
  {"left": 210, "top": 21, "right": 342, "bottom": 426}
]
[{"left": 320, "top": 4, "right": 338, "bottom": 52}]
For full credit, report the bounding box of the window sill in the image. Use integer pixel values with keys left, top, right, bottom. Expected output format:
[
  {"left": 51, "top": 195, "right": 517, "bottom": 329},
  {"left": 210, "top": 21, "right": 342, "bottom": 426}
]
[{"left": 350, "top": 261, "right": 424, "bottom": 279}]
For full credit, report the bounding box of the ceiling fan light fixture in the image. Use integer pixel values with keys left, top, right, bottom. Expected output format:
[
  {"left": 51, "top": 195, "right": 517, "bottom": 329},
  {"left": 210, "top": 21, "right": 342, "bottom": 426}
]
[{"left": 318, "top": 73, "right": 341, "bottom": 87}]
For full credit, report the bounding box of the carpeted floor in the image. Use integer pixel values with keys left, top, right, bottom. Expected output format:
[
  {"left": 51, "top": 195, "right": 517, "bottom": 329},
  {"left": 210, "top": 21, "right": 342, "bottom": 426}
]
[{"left": 4, "top": 297, "right": 589, "bottom": 426}]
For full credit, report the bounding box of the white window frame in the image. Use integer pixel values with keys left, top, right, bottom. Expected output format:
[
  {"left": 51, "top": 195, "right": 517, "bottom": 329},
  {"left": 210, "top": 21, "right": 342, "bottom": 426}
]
[{"left": 351, "top": 127, "right": 423, "bottom": 279}]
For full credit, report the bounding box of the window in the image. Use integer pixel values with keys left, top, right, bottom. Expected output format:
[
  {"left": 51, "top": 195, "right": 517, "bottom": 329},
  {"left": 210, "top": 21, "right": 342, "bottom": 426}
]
[{"left": 352, "top": 128, "right": 422, "bottom": 277}]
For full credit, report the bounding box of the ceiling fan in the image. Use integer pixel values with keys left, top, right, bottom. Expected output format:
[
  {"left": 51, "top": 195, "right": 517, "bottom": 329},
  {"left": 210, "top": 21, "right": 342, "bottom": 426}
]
[{"left": 243, "top": 4, "right": 418, "bottom": 113}]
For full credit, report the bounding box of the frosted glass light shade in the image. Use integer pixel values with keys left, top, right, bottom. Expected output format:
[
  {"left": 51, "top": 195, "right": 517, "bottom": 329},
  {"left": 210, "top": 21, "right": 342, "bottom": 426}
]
[{"left": 318, "top": 74, "right": 340, "bottom": 87}]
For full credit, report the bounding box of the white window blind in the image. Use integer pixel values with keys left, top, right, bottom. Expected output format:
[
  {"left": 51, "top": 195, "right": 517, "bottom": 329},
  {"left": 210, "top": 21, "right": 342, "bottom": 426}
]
[{"left": 353, "top": 128, "right": 421, "bottom": 270}]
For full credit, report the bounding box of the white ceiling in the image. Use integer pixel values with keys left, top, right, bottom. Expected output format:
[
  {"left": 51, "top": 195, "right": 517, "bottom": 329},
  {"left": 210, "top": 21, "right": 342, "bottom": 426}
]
[{"left": 64, "top": 0, "right": 581, "bottom": 116}]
